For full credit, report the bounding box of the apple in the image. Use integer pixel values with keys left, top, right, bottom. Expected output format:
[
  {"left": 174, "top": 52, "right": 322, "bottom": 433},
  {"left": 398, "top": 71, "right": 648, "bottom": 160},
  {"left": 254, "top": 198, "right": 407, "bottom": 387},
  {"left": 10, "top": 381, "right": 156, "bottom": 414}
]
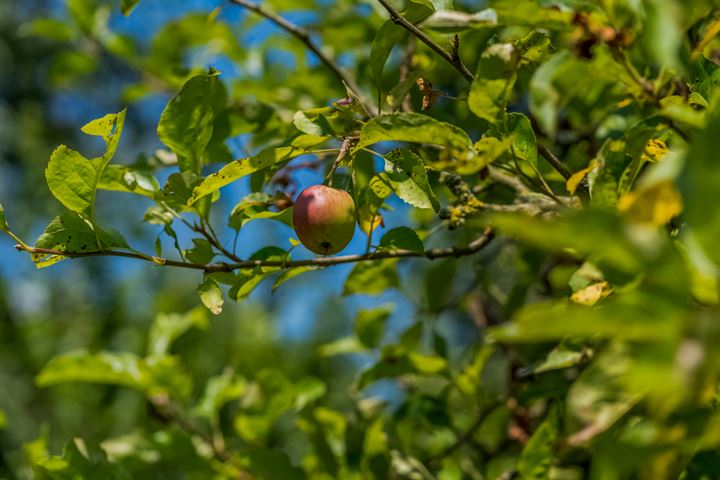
[{"left": 293, "top": 185, "right": 356, "bottom": 255}]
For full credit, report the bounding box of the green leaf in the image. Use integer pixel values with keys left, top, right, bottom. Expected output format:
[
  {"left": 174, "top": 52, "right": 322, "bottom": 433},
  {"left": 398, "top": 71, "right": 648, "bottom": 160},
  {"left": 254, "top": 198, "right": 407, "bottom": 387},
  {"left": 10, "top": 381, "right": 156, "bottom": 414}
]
[
  {"left": 147, "top": 308, "right": 209, "bottom": 356},
  {"left": 517, "top": 405, "right": 558, "bottom": 479},
  {"left": 355, "top": 304, "right": 393, "bottom": 348},
  {"left": 98, "top": 165, "right": 159, "bottom": 198},
  {"left": 193, "top": 370, "right": 246, "bottom": 421},
  {"left": 459, "top": 136, "right": 513, "bottom": 174},
  {"left": 684, "top": 102, "right": 720, "bottom": 266},
  {"left": 343, "top": 259, "right": 399, "bottom": 296},
  {"left": 198, "top": 276, "right": 224, "bottom": 315},
  {"left": 244, "top": 446, "right": 308, "bottom": 480},
  {"left": 505, "top": 112, "right": 537, "bottom": 167},
  {"left": 370, "top": 21, "right": 407, "bottom": 85},
  {"left": 272, "top": 266, "right": 319, "bottom": 293},
  {"left": 0, "top": 203, "right": 8, "bottom": 233},
  {"left": 489, "top": 210, "right": 644, "bottom": 273},
  {"left": 358, "top": 345, "right": 447, "bottom": 388},
  {"left": 185, "top": 238, "right": 216, "bottom": 265},
  {"left": 379, "top": 227, "right": 424, "bottom": 253},
  {"left": 188, "top": 147, "right": 299, "bottom": 206},
  {"left": 370, "top": 3, "right": 432, "bottom": 85},
  {"left": 469, "top": 42, "right": 517, "bottom": 124},
  {"left": 33, "top": 212, "right": 129, "bottom": 268},
  {"left": 37, "top": 351, "right": 149, "bottom": 390},
  {"left": 356, "top": 113, "right": 472, "bottom": 152},
  {"left": 157, "top": 73, "right": 226, "bottom": 174},
  {"left": 120, "top": 0, "right": 140, "bottom": 15},
  {"left": 229, "top": 192, "right": 294, "bottom": 230},
  {"left": 384, "top": 149, "right": 440, "bottom": 211},
  {"left": 46, "top": 110, "right": 126, "bottom": 218}
]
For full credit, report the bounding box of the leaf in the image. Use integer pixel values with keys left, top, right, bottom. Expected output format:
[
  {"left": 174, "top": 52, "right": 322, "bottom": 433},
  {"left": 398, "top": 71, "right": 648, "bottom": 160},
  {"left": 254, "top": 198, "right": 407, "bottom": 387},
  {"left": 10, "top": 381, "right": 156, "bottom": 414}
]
[
  {"left": 355, "top": 304, "right": 393, "bottom": 348},
  {"left": 489, "top": 210, "right": 644, "bottom": 273},
  {"left": 147, "top": 308, "right": 209, "bottom": 356},
  {"left": 343, "top": 259, "right": 399, "bottom": 296},
  {"left": 121, "top": 0, "right": 140, "bottom": 15},
  {"left": 193, "top": 371, "right": 246, "bottom": 421},
  {"left": 185, "top": 238, "right": 216, "bottom": 265},
  {"left": 517, "top": 405, "right": 558, "bottom": 479},
  {"left": 371, "top": 22, "right": 406, "bottom": 86},
  {"left": 229, "top": 192, "right": 294, "bottom": 230},
  {"left": 33, "top": 212, "right": 129, "bottom": 268},
  {"left": 469, "top": 42, "right": 517, "bottom": 124},
  {"left": 46, "top": 110, "right": 126, "bottom": 218},
  {"left": 157, "top": 73, "right": 226, "bottom": 174},
  {"left": 384, "top": 149, "right": 439, "bottom": 211},
  {"left": 566, "top": 163, "right": 597, "bottom": 195},
  {"left": 357, "top": 174, "right": 393, "bottom": 235},
  {"left": 98, "top": 165, "right": 159, "bottom": 198},
  {"left": 370, "top": 3, "right": 432, "bottom": 84},
  {"left": 198, "top": 276, "right": 224, "bottom": 315},
  {"left": 356, "top": 113, "right": 472, "bottom": 152},
  {"left": 272, "top": 266, "right": 319, "bottom": 293},
  {"left": 457, "top": 136, "right": 513, "bottom": 175},
  {"left": 534, "top": 344, "right": 587, "bottom": 374},
  {"left": 379, "top": 227, "right": 424, "bottom": 253},
  {"left": 37, "top": 351, "right": 149, "bottom": 390},
  {"left": 506, "top": 112, "right": 537, "bottom": 167},
  {"left": 358, "top": 345, "right": 447, "bottom": 388},
  {"left": 683, "top": 101, "right": 720, "bottom": 265},
  {"left": 570, "top": 281, "right": 612, "bottom": 306},
  {"left": 0, "top": 203, "right": 8, "bottom": 233},
  {"left": 488, "top": 291, "right": 683, "bottom": 343},
  {"left": 188, "top": 147, "right": 298, "bottom": 206}
]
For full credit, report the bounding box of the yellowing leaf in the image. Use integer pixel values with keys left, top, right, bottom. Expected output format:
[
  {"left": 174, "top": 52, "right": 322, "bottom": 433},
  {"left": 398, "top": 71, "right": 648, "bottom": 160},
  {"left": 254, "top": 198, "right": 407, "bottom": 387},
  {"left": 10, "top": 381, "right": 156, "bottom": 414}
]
[
  {"left": 618, "top": 181, "right": 683, "bottom": 226},
  {"left": 566, "top": 163, "right": 597, "bottom": 195},
  {"left": 571, "top": 281, "right": 612, "bottom": 306},
  {"left": 641, "top": 138, "right": 669, "bottom": 163}
]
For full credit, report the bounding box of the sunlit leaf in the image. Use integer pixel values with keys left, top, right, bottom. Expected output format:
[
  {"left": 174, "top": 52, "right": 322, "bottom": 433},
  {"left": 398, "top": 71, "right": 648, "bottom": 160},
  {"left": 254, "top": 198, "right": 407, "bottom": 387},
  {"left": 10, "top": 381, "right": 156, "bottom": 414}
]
[
  {"left": 379, "top": 226, "right": 424, "bottom": 253},
  {"left": 198, "top": 276, "right": 224, "bottom": 315},
  {"left": 384, "top": 148, "right": 439, "bottom": 211},
  {"left": 356, "top": 113, "right": 472, "bottom": 151},
  {"left": 46, "top": 110, "right": 126, "bottom": 217}
]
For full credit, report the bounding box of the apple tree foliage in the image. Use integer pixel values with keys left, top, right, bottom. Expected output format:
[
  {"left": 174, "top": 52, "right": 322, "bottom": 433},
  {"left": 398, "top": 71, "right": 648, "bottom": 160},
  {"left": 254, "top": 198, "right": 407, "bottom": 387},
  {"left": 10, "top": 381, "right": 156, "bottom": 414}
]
[{"left": 2, "top": 0, "right": 720, "bottom": 478}]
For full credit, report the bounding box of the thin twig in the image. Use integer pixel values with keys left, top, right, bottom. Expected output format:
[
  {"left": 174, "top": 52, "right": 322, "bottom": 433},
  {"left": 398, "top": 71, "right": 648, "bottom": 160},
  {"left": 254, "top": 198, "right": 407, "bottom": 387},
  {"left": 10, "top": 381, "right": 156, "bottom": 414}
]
[
  {"left": 537, "top": 144, "right": 572, "bottom": 181},
  {"left": 149, "top": 395, "right": 251, "bottom": 479},
  {"left": 399, "top": 37, "right": 417, "bottom": 113},
  {"left": 229, "top": 0, "right": 373, "bottom": 115},
  {"left": 426, "top": 402, "right": 502, "bottom": 464},
  {"left": 13, "top": 228, "right": 494, "bottom": 273},
  {"left": 376, "top": 0, "right": 474, "bottom": 83}
]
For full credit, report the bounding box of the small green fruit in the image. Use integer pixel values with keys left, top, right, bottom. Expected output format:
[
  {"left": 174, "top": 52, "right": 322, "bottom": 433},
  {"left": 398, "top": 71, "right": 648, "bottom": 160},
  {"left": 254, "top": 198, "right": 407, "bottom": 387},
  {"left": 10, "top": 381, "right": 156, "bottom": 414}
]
[{"left": 293, "top": 185, "right": 356, "bottom": 255}]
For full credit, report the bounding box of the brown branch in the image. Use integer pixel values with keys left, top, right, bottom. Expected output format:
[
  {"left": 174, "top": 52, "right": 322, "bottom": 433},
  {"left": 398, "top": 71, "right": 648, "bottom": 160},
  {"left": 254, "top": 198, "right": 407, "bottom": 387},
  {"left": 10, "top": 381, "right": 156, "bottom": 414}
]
[
  {"left": 14, "top": 228, "right": 494, "bottom": 273},
  {"left": 537, "top": 144, "right": 572, "bottom": 181},
  {"left": 229, "top": 0, "right": 373, "bottom": 115},
  {"left": 376, "top": 0, "right": 474, "bottom": 83}
]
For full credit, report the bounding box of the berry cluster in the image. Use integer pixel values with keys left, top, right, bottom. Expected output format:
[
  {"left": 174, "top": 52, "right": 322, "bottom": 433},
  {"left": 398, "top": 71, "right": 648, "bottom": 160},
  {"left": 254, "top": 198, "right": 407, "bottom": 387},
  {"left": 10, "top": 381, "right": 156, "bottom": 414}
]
[{"left": 438, "top": 172, "right": 484, "bottom": 229}]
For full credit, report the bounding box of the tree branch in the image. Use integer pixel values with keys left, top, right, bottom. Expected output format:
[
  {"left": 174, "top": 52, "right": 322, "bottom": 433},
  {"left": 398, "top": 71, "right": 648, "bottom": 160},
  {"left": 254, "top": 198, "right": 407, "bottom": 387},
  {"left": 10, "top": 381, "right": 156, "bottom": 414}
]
[
  {"left": 537, "top": 144, "right": 572, "bottom": 180},
  {"left": 229, "top": 0, "right": 373, "bottom": 115},
  {"left": 376, "top": 0, "right": 474, "bottom": 83},
  {"left": 14, "top": 228, "right": 494, "bottom": 273}
]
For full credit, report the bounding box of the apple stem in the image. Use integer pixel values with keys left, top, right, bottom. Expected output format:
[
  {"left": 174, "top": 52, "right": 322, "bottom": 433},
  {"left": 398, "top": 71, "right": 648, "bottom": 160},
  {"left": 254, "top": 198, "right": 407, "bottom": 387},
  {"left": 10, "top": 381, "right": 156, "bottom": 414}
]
[{"left": 325, "top": 137, "right": 354, "bottom": 187}]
